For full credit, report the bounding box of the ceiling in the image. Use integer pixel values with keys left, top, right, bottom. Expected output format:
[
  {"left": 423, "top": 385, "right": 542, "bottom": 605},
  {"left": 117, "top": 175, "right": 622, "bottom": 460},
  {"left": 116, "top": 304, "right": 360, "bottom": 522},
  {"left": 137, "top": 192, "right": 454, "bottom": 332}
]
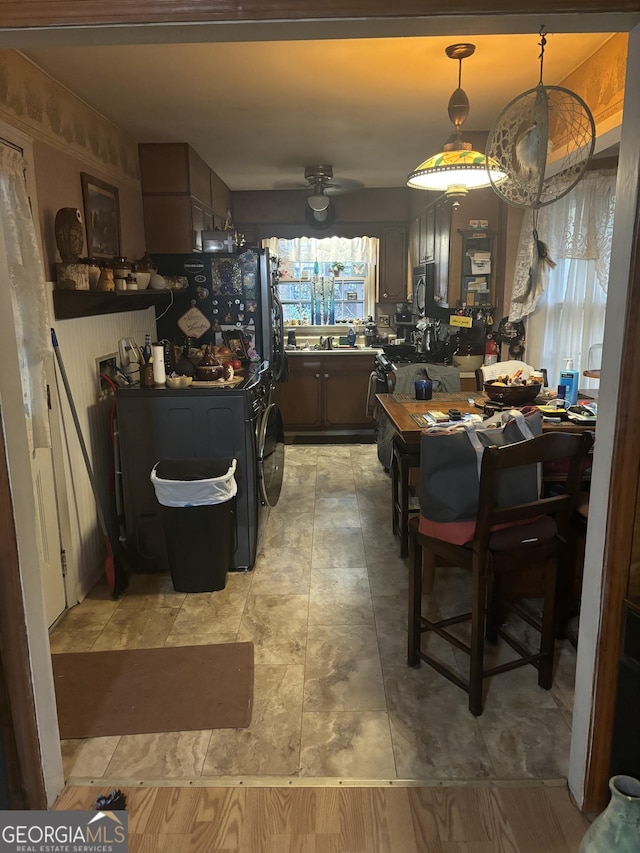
[{"left": 21, "top": 31, "right": 616, "bottom": 194}]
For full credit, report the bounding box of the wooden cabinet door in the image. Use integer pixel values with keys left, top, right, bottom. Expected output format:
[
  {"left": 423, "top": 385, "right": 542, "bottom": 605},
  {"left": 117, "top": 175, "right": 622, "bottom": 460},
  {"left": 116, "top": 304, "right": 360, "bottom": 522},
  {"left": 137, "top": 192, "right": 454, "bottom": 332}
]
[
  {"left": 191, "top": 200, "right": 205, "bottom": 252},
  {"left": 274, "top": 357, "right": 323, "bottom": 428},
  {"left": 433, "top": 200, "right": 452, "bottom": 304},
  {"left": 142, "top": 195, "right": 193, "bottom": 254},
  {"left": 423, "top": 206, "right": 436, "bottom": 262},
  {"left": 323, "top": 356, "right": 375, "bottom": 428},
  {"left": 324, "top": 372, "right": 373, "bottom": 428},
  {"left": 139, "top": 142, "right": 190, "bottom": 193},
  {"left": 379, "top": 225, "right": 408, "bottom": 302},
  {"left": 409, "top": 216, "right": 421, "bottom": 272},
  {"left": 188, "top": 147, "right": 213, "bottom": 206}
]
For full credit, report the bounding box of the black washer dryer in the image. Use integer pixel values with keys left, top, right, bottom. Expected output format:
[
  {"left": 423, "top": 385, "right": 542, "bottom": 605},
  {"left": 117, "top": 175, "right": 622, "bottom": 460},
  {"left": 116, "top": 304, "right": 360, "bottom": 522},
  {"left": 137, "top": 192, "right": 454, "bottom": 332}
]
[{"left": 116, "top": 364, "right": 283, "bottom": 573}]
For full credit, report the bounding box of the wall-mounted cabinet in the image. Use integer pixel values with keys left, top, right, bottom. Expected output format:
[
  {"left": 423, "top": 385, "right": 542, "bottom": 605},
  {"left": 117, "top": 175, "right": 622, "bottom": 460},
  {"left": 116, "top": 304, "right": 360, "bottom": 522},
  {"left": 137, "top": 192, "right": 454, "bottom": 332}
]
[
  {"left": 433, "top": 201, "right": 452, "bottom": 305},
  {"left": 139, "top": 142, "right": 212, "bottom": 204},
  {"left": 409, "top": 207, "right": 435, "bottom": 266},
  {"left": 408, "top": 199, "right": 451, "bottom": 306},
  {"left": 378, "top": 225, "right": 408, "bottom": 303},
  {"left": 139, "top": 142, "right": 229, "bottom": 254}
]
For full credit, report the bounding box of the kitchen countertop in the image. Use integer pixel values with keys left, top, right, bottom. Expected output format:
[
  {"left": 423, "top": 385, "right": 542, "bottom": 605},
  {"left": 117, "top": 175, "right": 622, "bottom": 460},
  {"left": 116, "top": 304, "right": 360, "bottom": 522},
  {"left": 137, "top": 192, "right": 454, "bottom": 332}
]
[{"left": 285, "top": 347, "right": 383, "bottom": 355}]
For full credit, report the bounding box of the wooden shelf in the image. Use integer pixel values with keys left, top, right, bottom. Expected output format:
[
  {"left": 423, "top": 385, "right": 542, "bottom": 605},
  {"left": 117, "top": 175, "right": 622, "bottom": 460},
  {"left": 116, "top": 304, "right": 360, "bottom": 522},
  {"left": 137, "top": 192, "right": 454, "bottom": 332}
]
[{"left": 52, "top": 289, "right": 174, "bottom": 320}]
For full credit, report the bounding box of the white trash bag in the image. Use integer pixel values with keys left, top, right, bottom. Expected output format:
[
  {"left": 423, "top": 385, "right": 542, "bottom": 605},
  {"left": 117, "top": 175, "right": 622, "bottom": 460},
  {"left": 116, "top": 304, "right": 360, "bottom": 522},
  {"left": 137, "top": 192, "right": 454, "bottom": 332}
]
[{"left": 151, "top": 458, "right": 237, "bottom": 507}]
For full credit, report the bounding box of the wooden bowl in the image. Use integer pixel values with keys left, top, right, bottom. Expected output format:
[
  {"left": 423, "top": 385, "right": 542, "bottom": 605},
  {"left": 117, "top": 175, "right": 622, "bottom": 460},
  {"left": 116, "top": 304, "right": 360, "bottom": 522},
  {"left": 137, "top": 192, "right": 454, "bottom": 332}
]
[{"left": 484, "top": 381, "right": 542, "bottom": 405}]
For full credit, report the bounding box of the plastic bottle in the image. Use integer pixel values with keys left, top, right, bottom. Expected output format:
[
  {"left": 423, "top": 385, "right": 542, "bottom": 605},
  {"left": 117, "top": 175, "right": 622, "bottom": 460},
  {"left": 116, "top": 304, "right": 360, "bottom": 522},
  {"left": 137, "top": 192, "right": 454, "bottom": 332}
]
[{"left": 558, "top": 357, "right": 579, "bottom": 405}]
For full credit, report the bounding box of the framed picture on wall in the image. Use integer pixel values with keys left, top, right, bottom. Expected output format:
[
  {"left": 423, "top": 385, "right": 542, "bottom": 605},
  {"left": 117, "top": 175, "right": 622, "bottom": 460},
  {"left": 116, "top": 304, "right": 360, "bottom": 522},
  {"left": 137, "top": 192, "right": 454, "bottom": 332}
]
[{"left": 80, "top": 172, "right": 121, "bottom": 259}]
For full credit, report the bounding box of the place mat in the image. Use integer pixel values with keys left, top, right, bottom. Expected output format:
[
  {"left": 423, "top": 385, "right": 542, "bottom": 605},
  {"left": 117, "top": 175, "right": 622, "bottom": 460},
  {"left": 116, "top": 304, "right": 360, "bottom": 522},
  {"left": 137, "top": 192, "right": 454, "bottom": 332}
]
[
  {"left": 52, "top": 642, "right": 254, "bottom": 738},
  {"left": 392, "top": 391, "right": 478, "bottom": 403}
]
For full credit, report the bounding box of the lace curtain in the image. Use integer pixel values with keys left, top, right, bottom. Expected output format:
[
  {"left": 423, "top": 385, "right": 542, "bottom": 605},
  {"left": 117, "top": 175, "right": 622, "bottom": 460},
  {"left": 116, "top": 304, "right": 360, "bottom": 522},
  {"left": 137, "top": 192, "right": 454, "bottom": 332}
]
[
  {"left": 263, "top": 235, "right": 378, "bottom": 323},
  {"left": 509, "top": 170, "right": 616, "bottom": 320},
  {"left": 509, "top": 170, "right": 616, "bottom": 387},
  {"left": 0, "top": 144, "right": 50, "bottom": 449}
]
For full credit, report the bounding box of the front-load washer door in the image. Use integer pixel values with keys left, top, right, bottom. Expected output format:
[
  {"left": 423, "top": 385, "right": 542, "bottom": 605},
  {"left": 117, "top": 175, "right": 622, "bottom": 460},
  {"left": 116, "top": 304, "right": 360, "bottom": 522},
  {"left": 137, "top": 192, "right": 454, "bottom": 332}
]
[{"left": 257, "top": 402, "right": 284, "bottom": 507}]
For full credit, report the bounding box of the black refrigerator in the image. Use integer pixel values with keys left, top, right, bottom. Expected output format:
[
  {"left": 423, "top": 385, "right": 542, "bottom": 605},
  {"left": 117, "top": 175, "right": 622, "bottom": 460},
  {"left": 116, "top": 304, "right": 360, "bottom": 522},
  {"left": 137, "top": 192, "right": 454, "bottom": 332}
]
[{"left": 153, "top": 247, "right": 286, "bottom": 381}]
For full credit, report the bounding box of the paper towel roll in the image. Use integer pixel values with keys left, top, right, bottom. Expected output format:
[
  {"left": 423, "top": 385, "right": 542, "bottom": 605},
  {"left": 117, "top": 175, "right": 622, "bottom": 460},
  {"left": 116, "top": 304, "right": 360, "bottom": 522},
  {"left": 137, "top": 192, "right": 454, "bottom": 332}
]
[{"left": 151, "top": 343, "right": 166, "bottom": 385}]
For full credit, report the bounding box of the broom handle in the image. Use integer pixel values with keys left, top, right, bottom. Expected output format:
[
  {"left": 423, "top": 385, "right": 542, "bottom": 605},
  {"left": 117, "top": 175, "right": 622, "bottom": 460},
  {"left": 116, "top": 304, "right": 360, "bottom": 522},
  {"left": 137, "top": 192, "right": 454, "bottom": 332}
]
[{"left": 51, "top": 328, "right": 110, "bottom": 541}]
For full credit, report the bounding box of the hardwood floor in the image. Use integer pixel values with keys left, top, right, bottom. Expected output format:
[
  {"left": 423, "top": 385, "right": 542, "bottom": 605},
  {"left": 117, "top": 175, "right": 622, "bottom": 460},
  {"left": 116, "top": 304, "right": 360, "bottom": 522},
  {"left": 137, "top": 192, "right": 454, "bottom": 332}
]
[{"left": 53, "top": 782, "right": 590, "bottom": 852}]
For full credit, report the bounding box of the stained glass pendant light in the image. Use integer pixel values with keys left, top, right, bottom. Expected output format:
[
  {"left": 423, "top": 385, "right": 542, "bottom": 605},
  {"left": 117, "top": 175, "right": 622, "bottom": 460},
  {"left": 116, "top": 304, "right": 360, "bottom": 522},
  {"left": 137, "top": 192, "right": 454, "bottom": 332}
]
[{"left": 407, "top": 43, "right": 506, "bottom": 202}]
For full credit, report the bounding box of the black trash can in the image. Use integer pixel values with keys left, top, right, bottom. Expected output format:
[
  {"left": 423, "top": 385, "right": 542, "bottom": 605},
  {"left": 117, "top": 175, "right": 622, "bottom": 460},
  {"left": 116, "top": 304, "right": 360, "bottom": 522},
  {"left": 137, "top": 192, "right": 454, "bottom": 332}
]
[{"left": 151, "top": 458, "right": 237, "bottom": 593}]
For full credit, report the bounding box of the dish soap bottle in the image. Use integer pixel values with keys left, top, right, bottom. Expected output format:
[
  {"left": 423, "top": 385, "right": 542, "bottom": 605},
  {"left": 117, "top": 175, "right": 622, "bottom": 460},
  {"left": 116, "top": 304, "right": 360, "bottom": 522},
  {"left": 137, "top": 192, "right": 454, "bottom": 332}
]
[
  {"left": 559, "top": 357, "right": 579, "bottom": 405},
  {"left": 347, "top": 322, "right": 357, "bottom": 348}
]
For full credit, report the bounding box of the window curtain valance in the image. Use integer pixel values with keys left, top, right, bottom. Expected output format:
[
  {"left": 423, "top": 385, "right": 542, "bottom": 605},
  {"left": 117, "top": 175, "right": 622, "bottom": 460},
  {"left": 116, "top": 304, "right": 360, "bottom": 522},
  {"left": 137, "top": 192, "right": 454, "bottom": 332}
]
[
  {"left": 509, "top": 170, "right": 616, "bottom": 321},
  {"left": 263, "top": 236, "right": 378, "bottom": 324},
  {"left": 264, "top": 235, "right": 377, "bottom": 267}
]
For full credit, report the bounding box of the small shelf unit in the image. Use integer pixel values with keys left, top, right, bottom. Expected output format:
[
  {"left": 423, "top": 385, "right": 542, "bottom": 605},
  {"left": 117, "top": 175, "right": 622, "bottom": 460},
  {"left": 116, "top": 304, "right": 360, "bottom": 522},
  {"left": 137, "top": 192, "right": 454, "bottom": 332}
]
[{"left": 52, "top": 289, "right": 174, "bottom": 320}]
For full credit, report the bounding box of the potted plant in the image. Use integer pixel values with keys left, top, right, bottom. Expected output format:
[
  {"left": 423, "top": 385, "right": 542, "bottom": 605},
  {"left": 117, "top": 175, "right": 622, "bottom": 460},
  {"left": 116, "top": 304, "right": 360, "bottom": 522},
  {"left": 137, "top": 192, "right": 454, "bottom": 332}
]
[{"left": 330, "top": 261, "right": 345, "bottom": 277}]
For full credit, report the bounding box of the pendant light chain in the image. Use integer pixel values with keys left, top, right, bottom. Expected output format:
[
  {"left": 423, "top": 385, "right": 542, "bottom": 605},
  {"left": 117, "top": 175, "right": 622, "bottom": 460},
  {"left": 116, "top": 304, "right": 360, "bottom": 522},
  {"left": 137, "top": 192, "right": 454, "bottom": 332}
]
[{"left": 538, "top": 26, "right": 547, "bottom": 86}]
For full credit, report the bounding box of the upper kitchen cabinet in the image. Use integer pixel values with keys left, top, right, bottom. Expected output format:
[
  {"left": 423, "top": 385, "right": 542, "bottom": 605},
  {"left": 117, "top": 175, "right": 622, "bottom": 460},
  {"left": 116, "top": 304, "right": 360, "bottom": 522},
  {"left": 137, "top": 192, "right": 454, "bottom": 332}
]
[
  {"left": 408, "top": 190, "right": 502, "bottom": 309},
  {"left": 139, "top": 142, "right": 212, "bottom": 203},
  {"left": 409, "top": 206, "right": 435, "bottom": 270},
  {"left": 378, "top": 225, "right": 408, "bottom": 303},
  {"left": 433, "top": 199, "right": 452, "bottom": 305},
  {"left": 139, "top": 143, "right": 230, "bottom": 253}
]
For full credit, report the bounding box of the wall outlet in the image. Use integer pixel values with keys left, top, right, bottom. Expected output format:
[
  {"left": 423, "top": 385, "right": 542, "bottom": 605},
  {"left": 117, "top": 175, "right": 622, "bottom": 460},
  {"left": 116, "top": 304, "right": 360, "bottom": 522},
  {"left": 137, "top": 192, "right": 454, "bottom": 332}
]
[{"left": 97, "top": 353, "right": 118, "bottom": 399}]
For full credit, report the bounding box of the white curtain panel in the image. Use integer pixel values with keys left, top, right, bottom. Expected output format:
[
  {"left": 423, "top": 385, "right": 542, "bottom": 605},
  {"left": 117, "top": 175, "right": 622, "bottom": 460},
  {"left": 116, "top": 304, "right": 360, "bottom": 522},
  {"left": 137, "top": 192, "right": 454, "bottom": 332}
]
[
  {"left": 509, "top": 170, "right": 616, "bottom": 389},
  {"left": 0, "top": 144, "right": 50, "bottom": 449}
]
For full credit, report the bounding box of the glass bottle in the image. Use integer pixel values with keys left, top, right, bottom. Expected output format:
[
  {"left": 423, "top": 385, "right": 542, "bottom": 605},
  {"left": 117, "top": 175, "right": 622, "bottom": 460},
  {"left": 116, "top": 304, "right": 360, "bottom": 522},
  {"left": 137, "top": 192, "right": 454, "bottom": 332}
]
[
  {"left": 85, "top": 257, "right": 101, "bottom": 290},
  {"left": 142, "top": 334, "right": 152, "bottom": 365},
  {"left": 175, "top": 337, "right": 196, "bottom": 377}
]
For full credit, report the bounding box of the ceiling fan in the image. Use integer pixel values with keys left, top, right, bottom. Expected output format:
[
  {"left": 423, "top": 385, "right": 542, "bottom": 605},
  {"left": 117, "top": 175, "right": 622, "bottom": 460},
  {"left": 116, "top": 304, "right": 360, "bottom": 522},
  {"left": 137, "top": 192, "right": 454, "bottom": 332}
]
[
  {"left": 275, "top": 164, "right": 363, "bottom": 228},
  {"left": 301, "top": 164, "right": 363, "bottom": 229}
]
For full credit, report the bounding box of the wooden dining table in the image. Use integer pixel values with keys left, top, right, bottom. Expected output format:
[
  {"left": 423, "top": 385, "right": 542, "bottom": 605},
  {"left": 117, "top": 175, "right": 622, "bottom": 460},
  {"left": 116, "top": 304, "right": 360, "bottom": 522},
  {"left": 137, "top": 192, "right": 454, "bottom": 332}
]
[{"left": 375, "top": 390, "right": 595, "bottom": 557}]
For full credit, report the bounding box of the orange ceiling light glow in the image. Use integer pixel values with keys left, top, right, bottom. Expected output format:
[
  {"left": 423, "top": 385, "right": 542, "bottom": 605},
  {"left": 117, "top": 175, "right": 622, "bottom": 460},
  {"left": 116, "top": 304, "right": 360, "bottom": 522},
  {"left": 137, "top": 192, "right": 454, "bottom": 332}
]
[{"left": 407, "top": 43, "right": 506, "bottom": 202}]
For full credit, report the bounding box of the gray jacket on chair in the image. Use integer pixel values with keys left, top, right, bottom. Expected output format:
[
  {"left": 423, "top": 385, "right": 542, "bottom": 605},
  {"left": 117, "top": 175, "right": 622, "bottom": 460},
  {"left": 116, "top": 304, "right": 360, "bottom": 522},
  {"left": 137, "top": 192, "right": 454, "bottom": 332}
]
[{"left": 375, "top": 363, "right": 461, "bottom": 469}]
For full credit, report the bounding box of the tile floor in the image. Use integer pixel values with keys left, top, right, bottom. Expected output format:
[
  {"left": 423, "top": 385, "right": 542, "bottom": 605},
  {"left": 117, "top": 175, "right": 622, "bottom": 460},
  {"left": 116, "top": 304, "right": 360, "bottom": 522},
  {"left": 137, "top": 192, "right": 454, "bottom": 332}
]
[{"left": 50, "top": 443, "right": 577, "bottom": 783}]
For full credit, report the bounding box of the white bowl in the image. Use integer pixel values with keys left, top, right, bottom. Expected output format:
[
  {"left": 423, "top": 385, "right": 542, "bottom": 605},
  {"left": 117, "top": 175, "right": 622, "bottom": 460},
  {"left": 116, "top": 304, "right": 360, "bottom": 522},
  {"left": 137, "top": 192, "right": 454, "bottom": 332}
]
[{"left": 452, "top": 354, "right": 484, "bottom": 371}]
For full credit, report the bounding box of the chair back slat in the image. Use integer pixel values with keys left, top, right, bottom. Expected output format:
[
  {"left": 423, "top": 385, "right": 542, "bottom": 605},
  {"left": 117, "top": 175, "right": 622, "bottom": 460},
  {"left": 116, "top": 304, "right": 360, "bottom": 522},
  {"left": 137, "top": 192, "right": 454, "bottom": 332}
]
[{"left": 474, "top": 432, "right": 594, "bottom": 545}]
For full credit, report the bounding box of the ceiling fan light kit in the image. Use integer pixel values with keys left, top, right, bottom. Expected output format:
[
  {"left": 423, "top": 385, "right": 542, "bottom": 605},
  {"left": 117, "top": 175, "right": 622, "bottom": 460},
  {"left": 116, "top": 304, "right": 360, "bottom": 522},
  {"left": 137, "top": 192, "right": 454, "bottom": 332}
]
[
  {"left": 307, "top": 191, "right": 331, "bottom": 212},
  {"left": 407, "top": 43, "right": 507, "bottom": 203}
]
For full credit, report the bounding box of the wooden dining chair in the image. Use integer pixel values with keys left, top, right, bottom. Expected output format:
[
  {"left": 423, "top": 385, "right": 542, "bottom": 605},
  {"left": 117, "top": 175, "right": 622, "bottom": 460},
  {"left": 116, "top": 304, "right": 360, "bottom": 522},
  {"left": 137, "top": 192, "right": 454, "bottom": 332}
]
[{"left": 407, "top": 430, "right": 595, "bottom": 716}]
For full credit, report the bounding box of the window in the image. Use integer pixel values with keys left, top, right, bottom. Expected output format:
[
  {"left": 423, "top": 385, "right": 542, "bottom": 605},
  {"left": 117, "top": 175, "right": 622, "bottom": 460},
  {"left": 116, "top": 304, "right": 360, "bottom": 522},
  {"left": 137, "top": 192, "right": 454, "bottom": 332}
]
[
  {"left": 509, "top": 171, "right": 615, "bottom": 389},
  {"left": 263, "top": 236, "right": 378, "bottom": 325}
]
